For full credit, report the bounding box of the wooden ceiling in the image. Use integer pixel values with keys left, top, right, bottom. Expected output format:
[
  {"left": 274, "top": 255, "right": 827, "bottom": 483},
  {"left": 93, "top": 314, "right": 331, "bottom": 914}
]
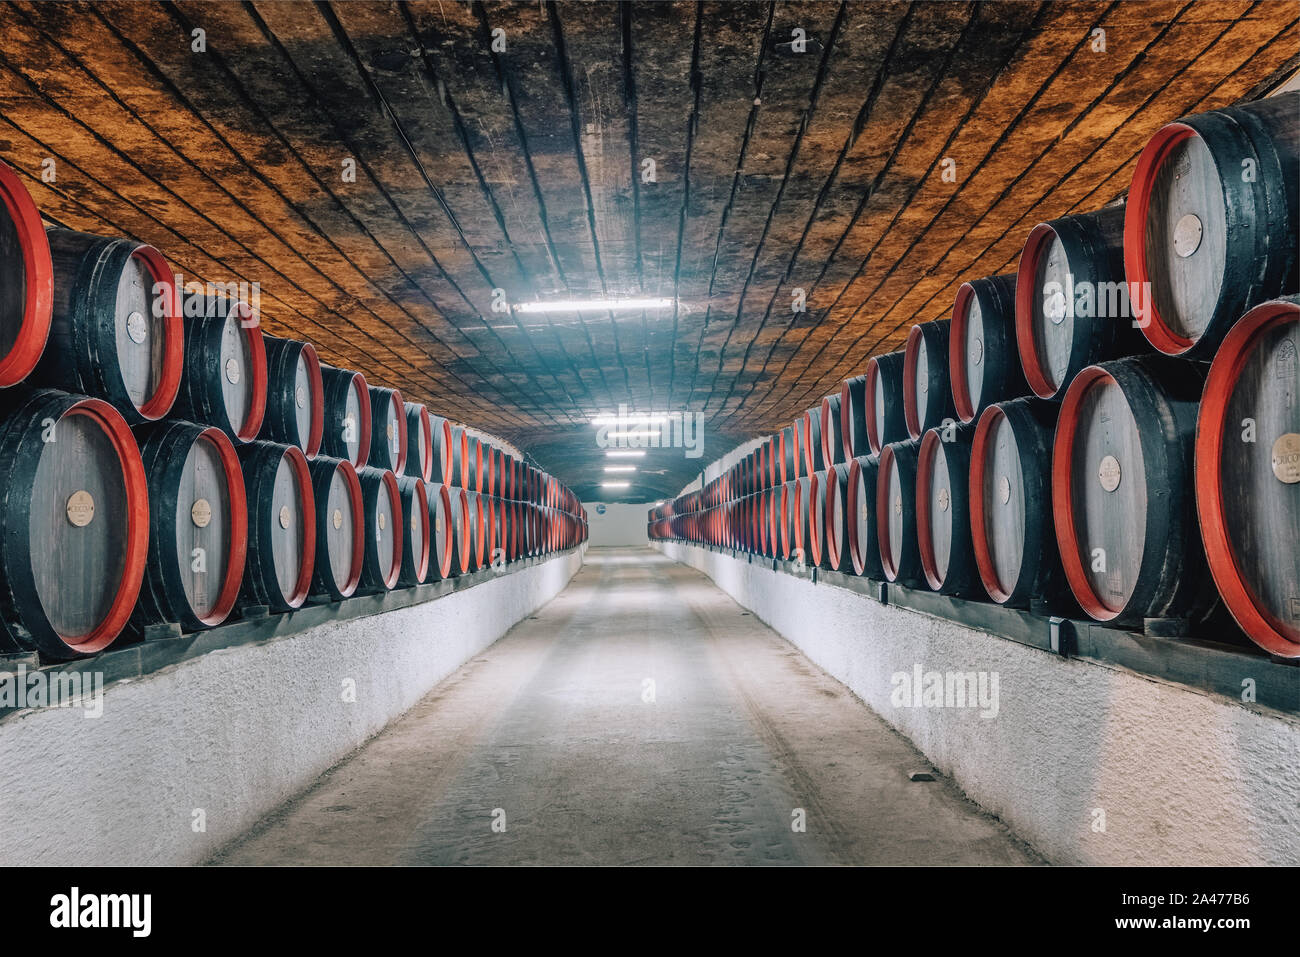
[{"left": 0, "top": 1, "right": 1295, "bottom": 501}]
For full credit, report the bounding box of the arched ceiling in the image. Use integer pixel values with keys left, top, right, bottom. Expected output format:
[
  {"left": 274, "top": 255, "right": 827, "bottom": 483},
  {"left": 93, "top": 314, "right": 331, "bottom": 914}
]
[{"left": 0, "top": 0, "right": 1295, "bottom": 501}]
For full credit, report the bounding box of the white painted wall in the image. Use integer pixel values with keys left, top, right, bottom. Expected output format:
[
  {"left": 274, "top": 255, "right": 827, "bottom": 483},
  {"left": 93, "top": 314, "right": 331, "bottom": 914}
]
[
  {"left": 584, "top": 502, "right": 651, "bottom": 546},
  {"left": 657, "top": 541, "right": 1300, "bottom": 866},
  {"left": 0, "top": 547, "right": 584, "bottom": 866}
]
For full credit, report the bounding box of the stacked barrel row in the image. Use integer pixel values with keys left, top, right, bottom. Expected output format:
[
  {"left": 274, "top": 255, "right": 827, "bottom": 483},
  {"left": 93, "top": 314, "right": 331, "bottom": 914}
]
[
  {"left": 651, "top": 94, "right": 1299, "bottom": 660},
  {"left": 0, "top": 158, "right": 585, "bottom": 660}
]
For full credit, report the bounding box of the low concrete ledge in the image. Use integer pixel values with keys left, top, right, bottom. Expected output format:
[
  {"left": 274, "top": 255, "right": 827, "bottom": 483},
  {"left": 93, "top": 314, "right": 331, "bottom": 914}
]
[
  {"left": 656, "top": 540, "right": 1300, "bottom": 866},
  {"left": 0, "top": 545, "right": 585, "bottom": 866}
]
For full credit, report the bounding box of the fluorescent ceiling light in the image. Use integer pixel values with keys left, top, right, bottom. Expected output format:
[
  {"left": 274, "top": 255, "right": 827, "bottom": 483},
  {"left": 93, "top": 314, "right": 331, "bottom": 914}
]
[
  {"left": 606, "top": 430, "right": 660, "bottom": 439},
  {"left": 590, "top": 414, "right": 667, "bottom": 425},
  {"left": 605, "top": 450, "right": 646, "bottom": 458},
  {"left": 601, "top": 481, "right": 630, "bottom": 488},
  {"left": 604, "top": 465, "right": 637, "bottom": 473},
  {"left": 516, "top": 298, "right": 674, "bottom": 314}
]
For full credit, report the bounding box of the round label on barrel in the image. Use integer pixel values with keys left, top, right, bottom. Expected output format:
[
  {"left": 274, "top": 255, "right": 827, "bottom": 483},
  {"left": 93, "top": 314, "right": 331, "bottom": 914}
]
[
  {"left": 296, "top": 386, "right": 306, "bottom": 409},
  {"left": 1173, "top": 213, "right": 1203, "bottom": 259},
  {"left": 970, "top": 337, "right": 983, "bottom": 366},
  {"left": 998, "top": 475, "right": 1010, "bottom": 504},
  {"left": 938, "top": 488, "right": 950, "bottom": 512},
  {"left": 860, "top": 503, "right": 868, "bottom": 523},
  {"left": 386, "top": 422, "right": 394, "bottom": 441},
  {"left": 1271, "top": 433, "right": 1300, "bottom": 484},
  {"left": 279, "top": 505, "right": 291, "bottom": 529},
  {"left": 378, "top": 512, "right": 386, "bottom": 531},
  {"left": 436, "top": 517, "right": 442, "bottom": 532},
  {"left": 225, "top": 358, "right": 241, "bottom": 385},
  {"left": 332, "top": 508, "right": 343, "bottom": 530},
  {"left": 66, "top": 490, "right": 95, "bottom": 527},
  {"left": 1098, "top": 454, "right": 1122, "bottom": 492},
  {"left": 412, "top": 513, "right": 420, "bottom": 534},
  {"left": 191, "top": 498, "right": 212, "bottom": 528},
  {"left": 894, "top": 495, "right": 902, "bottom": 515},
  {"left": 126, "top": 311, "right": 148, "bottom": 344}
]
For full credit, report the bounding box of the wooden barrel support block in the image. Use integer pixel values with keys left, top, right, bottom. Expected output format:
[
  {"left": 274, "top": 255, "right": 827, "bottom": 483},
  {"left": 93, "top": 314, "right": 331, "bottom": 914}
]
[
  {"left": 396, "top": 475, "right": 430, "bottom": 586},
  {"left": 238, "top": 441, "right": 315, "bottom": 614},
  {"left": 865, "top": 350, "right": 909, "bottom": 453},
  {"left": 877, "top": 439, "right": 924, "bottom": 587},
  {"left": 950, "top": 274, "right": 1023, "bottom": 422},
  {"left": 904, "top": 321, "right": 957, "bottom": 439},
  {"left": 320, "top": 366, "right": 372, "bottom": 468},
  {"left": 260, "top": 336, "right": 324, "bottom": 458},
  {"left": 1053, "top": 356, "right": 1214, "bottom": 624},
  {"left": 0, "top": 391, "right": 147, "bottom": 658},
  {"left": 176, "top": 295, "right": 268, "bottom": 443},
  {"left": 1196, "top": 296, "right": 1300, "bottom": 657},
  {"left": 39, "top": 229, "right": 182, "bottom": 422},
  {"left": 1127, "top": 93, "right": 1299, "bottom": 358},
  {"left": 916, "top": 422, "right": 980, "bottom": 596},
  {"left": 358, "top": 466, "right": 402, "bottom": 594},
  {"left": 970, "top": 398, "right": 1068, "bottom": 607},
  {"left": 847, "top": 454, "right": 884, "bottom": 579},
  {"left": 133, "top": 421, "right": 247, "bottom": 632},
  {"left": 0, "top": 159, "right": 53, "bottom": 387},
  {"left": 307, "top": 456, "right": 364, "bottom": 601}
]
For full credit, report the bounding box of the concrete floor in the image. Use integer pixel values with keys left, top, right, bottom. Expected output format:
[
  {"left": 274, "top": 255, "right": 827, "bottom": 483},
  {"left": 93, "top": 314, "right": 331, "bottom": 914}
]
[{"left": 213, "top": 547, "right": 1042, "bottom": 865}]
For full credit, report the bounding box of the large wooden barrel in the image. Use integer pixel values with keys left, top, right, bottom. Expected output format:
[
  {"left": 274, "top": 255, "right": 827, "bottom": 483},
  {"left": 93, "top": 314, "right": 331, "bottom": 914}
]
[
  {"left": 846, "top": 454, "right": 884, "bottom": 579},
  {"left": 238, "top": 440, "right": 315, "bottom": 614},
  {"left": 792, "top": 478, "right": 812, "bottom": 563},
  {"left": 403, "top": 402, "right": 433, "bottom": 482},
  {"left": 877, "top": 439, "right": 924, "bottom": 587},
  {"left": 802, "top": 408, "right": 824, "bottom": 477},
  {"left": 37, "top": 228, "right": 183, "bottom": 423},
  {"left": 778, "top": 426, "right": 795, "bottom": 483},
  {"left": 320, "top": 365, "right": 371, "bottom": 468},
  {"left": 1195, "top": 297, "right": 1300, "bottom": 657},
  {"left": 1016, "top": 206, "right": 1145, "bottom": 400},
  {"left": 949, "top": 274, "right": 1024, "bottom": 422},
  {"left": 820, "top": 395, "right": 844, "bottom": 467},
  {"left": 969, "top": 397, "right": 1068, "bottom": 607},
  {"left": 132, "top": 420, "right": 247, "bottom": 632},
  {"left": 791, "top": 417, "right": 806, "bottom": 481},
  {"left": 806, "top": 473, "right": 825, "bottom": 567},
  {"left": 776, "top": 481, "right": 794, "bottom": 560},
  {"left": 823, "top": 463, "right": 852, "bottom": 571},
  {"left": 430, "top": 415, "right": 454, "bottom": 484},
  {"left": 1053, "top": 355, "right": 1215, "bottom": 624},
  {"left": 368, "top": 385, "right": 407, "bottom": 475},
  {"left": 1126, "top": 94, "right": 1299, "bottom": 359},
  {"left": 427, "top": 482, "right": 456, "bottom": 579},
  {"left": 840, "top": 374, "right": 869, "bottom": 460},
  {"left": 904, "top": 321, "right": 957, "bottom": 439},
  {"left": 0, "top": 390, "right": 147, "bottom": 657},
  {"left": 0, "top": 158, "right": 53, "bottom": 387},
  {"left": 260, "top": 335, "right": 324, "bottom": 458},
  {"left": 396, "top": 475, "right": 430, "bottom": 586},
  {"left": 307, "top": 456, "right": 364, "bottom": 601},
  {"left": 864, "top": 351, "right": 909, "bottom": 452},
  {"left": 174, "top": 295, "right": 268, "bottom": 443},
  {"left": 916, "top": 423, "right": 980, "bottom": 596},
  {"left": 357, "top": 466, "right": 402, "bottom": 594}
]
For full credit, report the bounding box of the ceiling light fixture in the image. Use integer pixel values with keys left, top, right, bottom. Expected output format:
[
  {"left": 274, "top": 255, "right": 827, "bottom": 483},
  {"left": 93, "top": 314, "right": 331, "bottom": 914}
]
[
  {"left": 605, "top": 430, "right": 660, "bottom": 439},
  {"left": 601, "top": 481, "right": 630, "bottom": 488},
  {"left": 604, "top": 465, "right": 637, "bottom": 473},
  {"left": 516, "top": 297, "right": 674, "bottom": 314},
  {"left": 605, "top": 450, "right": 646, "bottom": 458},
  {"left": 590, "top": 414, "right": 667, "bottom": 426}
]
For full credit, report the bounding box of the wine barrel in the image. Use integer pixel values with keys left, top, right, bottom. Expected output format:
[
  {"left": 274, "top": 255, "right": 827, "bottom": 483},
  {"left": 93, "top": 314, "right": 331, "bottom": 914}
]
[
  {"left": 320, "top": 366, "right": 372, "bottom": 468},
  {"left": 823, "top": 463, "right": 852, "bottom": 572},
  {"left": 820, "top": 394, "right": 844, "bottom": 467},
  {"left": 1053, "top": 355, "right": 1215, "bottom": 624},
  {"left": 307, "top": 456, "right": 364, "bottom": 601},
  {"left": 877, "top": 439, "right": 924, "bottom": 588},
  {"left": 802, "top": 408, "right": 824, "bottom": 477},
  {"left": 461, "top": 488, "right": 485, "bottom": 571},
  {"left": 357, "top": 466, "right": 402, "bottom": 594},
  {"left": 239, "top": 440, "right": 315, "bottom": 614},
  {"left": 1126, "top": 93, "right": 1299, "bottom": 359},
  {"left": 430, "top": 415, "right": 454, "bottom": 484},
  {"left": 427, "top": 482, "right": 456, "bottom": 579},
  {"left": 402, "top": 403, "right": 433, "bottom": 482},
  {"left": 37, "top": 228, "right": 182, "bottom": 423},
  {"left": 969, "top": 397, "right": 1069, "bottom": 607},
  {"left": 840, "top": 374, "right": 869, "bottom": 460},
  {"left": 775, "top": 481, "right": 794, "bottom": 560},
  {"left": 174, "top": 295, "right": 268, "bottom": 443},
  {"left": 846, "top": 454, "right": 884, "bottom": 579},
  {"left": 916, "top": 422, "right": 980, "bottom": 596},
  {"left": 0, "top": 390, "right": 147, "bottom": 657},
  {"left": 949, "top": 274, "right": 1025, "bottom": 422},
  {"left": 1195, "top": 296, "right": 1300, "bottom": 657},
  {"left": 1016, "top": 206, "right": 1146, "bottom": 400},
  {"left": 132, "top": 420, "right": 247, "bottom": 632},
  {"left": 396, "top": 475, "right": 430, "bottom": 586},
  {"left": 903, "top": 321, "right": 957, "bottom": 439},
  {"left": 779, "top": 426, "right": 795, "bottom": 483},
  {"left": 260, "top": 335, "right": 324, "bottom": 458},
  {"left": 0, "top": 158, "right": 52, "bottom": 387},
  {"left": 864, "top": 351, "right": 908, "bottom": 453},
  {"left": 791, "top": 417, "right": 806, "bottom": 481},
  {"left": 368, "top": 385, "right": 407, "bottom": 475}
]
